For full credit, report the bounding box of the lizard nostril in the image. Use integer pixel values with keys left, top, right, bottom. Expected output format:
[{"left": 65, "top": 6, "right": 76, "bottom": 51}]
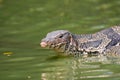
[{"left": 40, "top": 42, "right": 47, "bottom": 48}]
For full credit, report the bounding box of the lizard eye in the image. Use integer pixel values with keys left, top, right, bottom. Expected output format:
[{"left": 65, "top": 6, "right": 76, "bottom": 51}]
[{"left": 59, "top": 35, "right": 63, "bottom": 38}]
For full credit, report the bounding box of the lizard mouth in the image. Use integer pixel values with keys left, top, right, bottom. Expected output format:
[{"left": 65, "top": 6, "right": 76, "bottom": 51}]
[{"left": 40, "top": 41, "right": 66, "bottom": 50}]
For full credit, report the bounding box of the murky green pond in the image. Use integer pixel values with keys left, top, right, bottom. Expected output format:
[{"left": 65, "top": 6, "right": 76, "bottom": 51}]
[{"left": 0, "top": 0, "right": 120, "bottom": 80}]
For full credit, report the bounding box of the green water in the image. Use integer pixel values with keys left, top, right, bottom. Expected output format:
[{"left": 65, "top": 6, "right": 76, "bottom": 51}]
[{"left": 0, "top": 0, "right": 120, "bottom": 80}]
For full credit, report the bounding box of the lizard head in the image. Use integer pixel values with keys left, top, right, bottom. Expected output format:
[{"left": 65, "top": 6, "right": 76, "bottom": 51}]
[{"left": 40, "top": 30, "right": 77, "bottom": 53}]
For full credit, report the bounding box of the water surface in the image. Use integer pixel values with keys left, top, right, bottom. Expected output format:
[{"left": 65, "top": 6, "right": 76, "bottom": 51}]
[{"left": 0, "top": 0, "right": 120, "bottom": 80}]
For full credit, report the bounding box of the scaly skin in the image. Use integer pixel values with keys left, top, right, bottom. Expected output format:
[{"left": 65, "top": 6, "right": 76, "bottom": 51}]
[{"left": 40, "top": 26, "right": 120, "bottom": 56}]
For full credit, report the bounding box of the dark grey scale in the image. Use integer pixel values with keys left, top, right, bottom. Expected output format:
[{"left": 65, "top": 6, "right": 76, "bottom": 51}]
[
  {"left": 79, "top": 43, "right": 88, "bottom": 49},
  {"left": 66, "top": 45, "right": 74, "bottom": 53},
  {"left": 101, "top": 28, "right": 120, "bottom": 49},
  {"left": 76, "top": 34, "right": 93, "bottom": 39},
  {"left": 67, "top": 44, "right": 79, "bottom": 54},
  {"left": 62, "top": 33, "right": 70, "bottom": 39},
  {"left": 79, "top": 40, "right": 102, "bottom": 49},
  {"left": 69, "top": 45, "right": 76, "bottom": 51},
  {"left": 64, "top": 37, "right": 71, "bottom": 52},
  {"left": 64, "top": 43, "right": 69, "bottom": 51},
  {"left": 85, "top": 40, "right": 102, "bottom": 48}
]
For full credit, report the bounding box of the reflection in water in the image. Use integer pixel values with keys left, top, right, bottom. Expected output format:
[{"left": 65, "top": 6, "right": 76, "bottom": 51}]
[{"left": 41, "top": 56, "right": 120, "bottom": 80}]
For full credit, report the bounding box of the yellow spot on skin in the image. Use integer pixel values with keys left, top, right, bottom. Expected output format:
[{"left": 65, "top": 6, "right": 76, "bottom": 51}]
[{"left": 3, "top": 52, "right": 13, "bottom": 56}]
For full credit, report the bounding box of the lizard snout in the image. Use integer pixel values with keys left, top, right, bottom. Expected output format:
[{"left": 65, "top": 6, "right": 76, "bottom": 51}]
[{"left": 40, "top": 42, "right": 48, "bottom": 48}]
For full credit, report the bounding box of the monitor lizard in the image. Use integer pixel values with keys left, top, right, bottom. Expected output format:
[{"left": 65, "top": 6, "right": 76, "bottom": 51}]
[{"left": 40, "top": 26, "right": 120, "bottom": 56}]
